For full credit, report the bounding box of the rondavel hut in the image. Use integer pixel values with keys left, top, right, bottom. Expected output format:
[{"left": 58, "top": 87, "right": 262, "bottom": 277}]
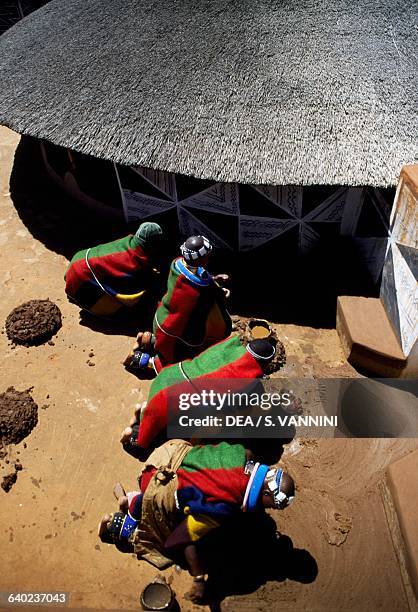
[{"left": 0, "top": 0, "right": 416, "bottom": 375}]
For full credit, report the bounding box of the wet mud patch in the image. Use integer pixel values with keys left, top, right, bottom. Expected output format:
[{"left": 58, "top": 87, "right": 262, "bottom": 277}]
[
  {"left": 264, "top": 340, "right": 286, "bottom": 375},
  {"left": 232, "top": 315, "right": 286, "bottom": 373},
  {"left": 6, "top": 299, "right": 62, "bottom": 346}
]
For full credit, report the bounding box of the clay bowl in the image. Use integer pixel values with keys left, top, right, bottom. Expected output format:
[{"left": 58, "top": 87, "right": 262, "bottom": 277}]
[{"left": 247, "top": 318, "right": 272, "bottom": 340}]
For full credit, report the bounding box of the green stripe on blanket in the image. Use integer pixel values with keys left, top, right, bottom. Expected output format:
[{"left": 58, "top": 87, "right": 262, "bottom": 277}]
[{"left": 148, "top": 335, "right": 245, "bottom": 399}]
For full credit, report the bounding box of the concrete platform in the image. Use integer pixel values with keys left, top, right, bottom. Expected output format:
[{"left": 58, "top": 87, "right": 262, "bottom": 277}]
[
  {"left": 337, "top": 296, "right": 408, "bottom": 376},
  {"left": 386, "top": 450, "right": 418, "bottom": 601}
]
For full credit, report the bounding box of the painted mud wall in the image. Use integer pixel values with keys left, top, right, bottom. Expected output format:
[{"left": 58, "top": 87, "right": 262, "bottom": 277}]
[{"left": 41, "top": 141, "right": 395, "bottom": 285}]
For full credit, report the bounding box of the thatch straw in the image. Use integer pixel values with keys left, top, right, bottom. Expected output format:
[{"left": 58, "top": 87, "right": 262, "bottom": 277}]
[
  {"left": 0, "top": 0, "right": 416, "bottom": 186},
  {"left": 0, "top": 1, "right": 50, "bottom": 36}
]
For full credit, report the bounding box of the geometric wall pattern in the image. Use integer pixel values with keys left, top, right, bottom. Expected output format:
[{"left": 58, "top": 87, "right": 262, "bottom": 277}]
[
  {"left": 380, "top": 174, "right": 418, "bottom": 356},
  {"left": 40, "top": 139, "right": 416, "bottom": 355},
  {"left": 116, "top": 165, "right": 394, "bottom": 276}
]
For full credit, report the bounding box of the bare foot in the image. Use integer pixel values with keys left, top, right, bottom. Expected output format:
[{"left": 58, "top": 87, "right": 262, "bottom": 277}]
[
  {"left": 117, "top": 496, "right": 128, "bottom": 513},
  {"left": 123, "top": 331, "right": 149, "bottom": 367},
  {"left": 113, "top": 482, "right": 126, "bottom": 501},
  {"left": 98, "top": 514, "right": 111, "bottom": 539},
  {"left": 140, "top": 331, "right": 153, "bottom": 350},
  {"left": 122, "top": 351, "right": 134, "bottom": 367},
  {"left": 135, "top": 331, "right": 145, "bottom": 344},
  {"left": 120, "top": 426, "right": 132, "bottom": 445},
  {"left": 134, "top": 401, "right": 146, "bottom": 422},
  {"left": 127, "top": 402, "right": 146, "bottom": 429}
]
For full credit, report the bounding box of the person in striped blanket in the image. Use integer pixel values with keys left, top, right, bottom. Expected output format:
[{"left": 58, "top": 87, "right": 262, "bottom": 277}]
[
  {"left": 98, "top": 440, "right": 295, "bottom": 604},
  {"left": 120, "top": 335, "right": 277, "bottom": 458},
  {"left": 150, "top": 235, "right": 232, "bottom": 370},
  {"left": 64, "top": 222, "right": 163, "bottom": 319}
]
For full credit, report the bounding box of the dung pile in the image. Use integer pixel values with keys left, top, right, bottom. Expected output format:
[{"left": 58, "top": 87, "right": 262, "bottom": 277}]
[
  {"left": 0, "top": 387, "right": 38, "bottom": 446},
  {"left": 1, "top": 460, "right": 23, "bottom": 493},
  {"left": 1, "top": 471, "right": 17, "bottom": 493},
  {"left": 5, "top": 299, "right": 62, "bottom": 346},
  {"left": 0, "top": 387, "right": 37, "bottom": 493}
]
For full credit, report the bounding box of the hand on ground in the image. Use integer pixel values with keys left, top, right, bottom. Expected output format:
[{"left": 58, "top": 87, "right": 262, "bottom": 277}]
[
  {"left": 185, "top": 581, "right": 207, "bottom": 605},
  {"left": 282, "top": 392, "right": 303, "bottom": 415},
  {"left": 213, "top": 273, "right": 230, "bottom": 286}
]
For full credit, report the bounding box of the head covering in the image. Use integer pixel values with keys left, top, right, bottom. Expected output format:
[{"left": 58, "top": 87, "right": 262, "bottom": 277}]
[
  {"left": 246, "top": 339, "right": 276, "bottom": 361},
  {"left": 180, "top": 235, "right": 212, "bottom": 263},
  {"left": 135, "top": 222, "right": 163, "bottom": 249},
  {"left": 264, "top": 468, "right": 295, "bottom": 509},
  {"left": 242, "top": 462, "right": 270, "bottom": 512}
]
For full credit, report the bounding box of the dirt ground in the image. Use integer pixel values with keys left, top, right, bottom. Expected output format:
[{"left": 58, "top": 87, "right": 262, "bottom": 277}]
[{"left": 0, "top": 126, "right": 417, "bottom": 611}]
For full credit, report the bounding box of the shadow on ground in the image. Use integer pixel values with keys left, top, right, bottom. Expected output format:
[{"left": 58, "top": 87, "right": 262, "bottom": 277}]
[
  {"left": 77, "top": 293, "right": 160, "bottom": 339},
  {"left": 226, "top": 237, "right": 379, "bottom": 328},
  {"left": 190, "top": 513, "right": 318, "bottom": 607},
  {"left": 9, "top": 137, "right": 128, "bottom": 259}
]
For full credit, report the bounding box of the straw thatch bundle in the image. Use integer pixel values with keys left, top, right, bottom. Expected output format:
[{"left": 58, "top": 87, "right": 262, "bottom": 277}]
[{"left": 0, "top": 0, "right": 416, "bottom": 186}]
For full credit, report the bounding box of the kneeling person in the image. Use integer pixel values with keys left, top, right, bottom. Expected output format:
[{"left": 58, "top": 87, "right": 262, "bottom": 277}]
[
  {"left": 65, "top": 222, "right": 162, "bottom": 318},
  {"left": 121, "top": 335, "right": 276, "bottom": 457},
  {"left": 98, "top": 440, "right": 295, "bottom": 604},
  {"left": 152, "top": 235, "right": 232, "bottom": 369}
]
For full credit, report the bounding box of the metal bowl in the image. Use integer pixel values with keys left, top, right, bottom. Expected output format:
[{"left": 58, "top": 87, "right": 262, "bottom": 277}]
[{"left": 140, "top": 577, "right": 174, "bottom": 611}]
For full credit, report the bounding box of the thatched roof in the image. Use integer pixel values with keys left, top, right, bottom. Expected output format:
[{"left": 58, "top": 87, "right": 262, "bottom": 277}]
[
  {"left": 0, "top": 0, "right": 416, "bottom": 187},
  {"left": 0, "top": 1, "right": 50, "bottom": 35}
]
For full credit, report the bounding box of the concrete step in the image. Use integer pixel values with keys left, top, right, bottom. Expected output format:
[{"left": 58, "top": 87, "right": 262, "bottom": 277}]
[{"left": 337, "top": 295, "right": 408, "bottom": 376}]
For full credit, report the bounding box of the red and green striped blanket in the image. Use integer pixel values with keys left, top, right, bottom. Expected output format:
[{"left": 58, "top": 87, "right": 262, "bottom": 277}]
[
  {"left": 153, "top": 257, "right": 231, "bottom": 368},
  {"left": 139, "top": 442, "right": 250, "bottom": 549},
  {"left": 65, "top": 234, "right": 154, "bottom": 316},
  {"left": 136, "top": 335, "right": 264, "bottom": 449}
]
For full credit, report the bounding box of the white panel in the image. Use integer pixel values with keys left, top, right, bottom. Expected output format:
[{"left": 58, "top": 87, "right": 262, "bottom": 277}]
[
  {"left": 391, "top": 181, "right": 418, "bottom": 249},
  {"left": 392, "top": 242, "right": 418, "bottom": 355}
]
